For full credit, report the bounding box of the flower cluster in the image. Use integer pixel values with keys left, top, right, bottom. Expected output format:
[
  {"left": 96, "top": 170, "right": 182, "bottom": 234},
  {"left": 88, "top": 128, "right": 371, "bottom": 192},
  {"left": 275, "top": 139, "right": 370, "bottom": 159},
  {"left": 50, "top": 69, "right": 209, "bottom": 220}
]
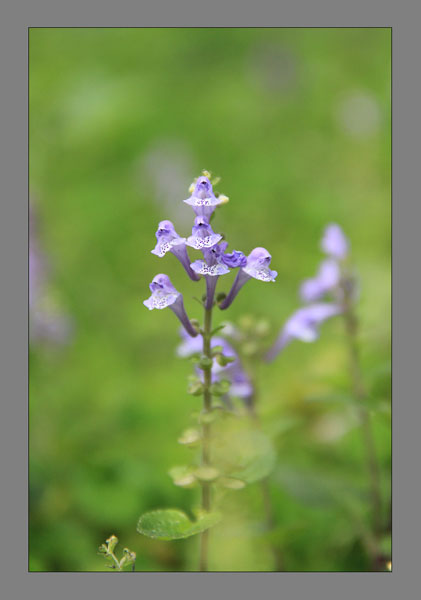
[
  {"left": 144, "top": 172, "right": 277, "bottom": 326},
  {"left": 266, "top": 223, "right": 349, "bottom": 361}
]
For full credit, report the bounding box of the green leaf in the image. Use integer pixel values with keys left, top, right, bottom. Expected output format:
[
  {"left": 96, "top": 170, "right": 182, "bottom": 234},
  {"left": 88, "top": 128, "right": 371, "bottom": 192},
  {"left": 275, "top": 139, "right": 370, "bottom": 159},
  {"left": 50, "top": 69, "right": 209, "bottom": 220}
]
[
  {"left": 212, "top": 427, "right": 276, "bottom": 484},
  {"left": 193, "top": 466, "right": 220, "bottom": 482},
  {"left": 137, "top": 509, "right": 221, "bottom": 540},
  {"left": 187, "top": 380, "right": 204, "bottom": 396},
  {"left": 230, "top": 430, "right": 276, "bottom": 483},
  {"left": 177, "top": 428, "right": 201, "bottom": 446},
  {"left": 168, "top": 465, "right": 197, "bottom": 488},
  {"left": 211, "top": 345, "right": 224, "bottom": 355},
  {"left": 198, "top": 356, "right": 213, "bottom": 370},
  {"left": 218, "top": 477, "right": 246, "bottom": 490},
  {"left": 215, "top": 354, "right": 236, "bottom": 367},
  {"left": 197, "top": 409, "right": 223, "bottom": 424},
  {"left": 211, "top": 324, "right": 227, "bottom": 335},
  {"left": 209, "top": 379, "right": 231, "bottom": 396}
]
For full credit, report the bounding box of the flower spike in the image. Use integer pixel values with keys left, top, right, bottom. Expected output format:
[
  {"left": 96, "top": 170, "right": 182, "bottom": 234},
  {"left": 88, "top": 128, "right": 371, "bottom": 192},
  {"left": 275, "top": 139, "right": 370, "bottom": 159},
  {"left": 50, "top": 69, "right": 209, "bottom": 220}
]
[
  {"left": 151, "top": 220, "right": 199, "bottom": 281},
  {"left": 143, "top": 274, "right": 198, "bottom": 337}
]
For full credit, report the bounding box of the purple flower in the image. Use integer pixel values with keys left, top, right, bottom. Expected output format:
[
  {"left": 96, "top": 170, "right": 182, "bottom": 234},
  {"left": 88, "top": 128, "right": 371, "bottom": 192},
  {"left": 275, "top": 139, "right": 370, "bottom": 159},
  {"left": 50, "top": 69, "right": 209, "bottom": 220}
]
[
  {"left": 191, "top": 242, "right": 231, "bottom": 310},
  {"left": 321, "top": 223, "right": 349, "bottom": 260},
  {"left": 184, "top": 176, "right": 225, "bottom": 220},
  {"left": 242, "top": 247, "right": 278, "bottom": 282},
  {"left": 219, "top": 247, "right": 277, "bottom": 310},
  {"left": 265, "top": 303, "right": 342, "bottom": 361},
  {"left": 300, "top": 259, "right": 341, "bottom": 303},
  {"left": 143, "top": 274, "right": 198, "bottom": 337},
  {"left": 186, "top": 216, "right": 222, "bottom": 250},
  {"left": 228, "top": 367, "right": 254, "bottom": 403},
  {"left": 29, "top": 205, "right": 74, "bottom": 346},
  {"left": 151, "top": 220, "right": 199, "bottom": 281},
  {"left": 190, "top": 242, "right": 231, "bottom": 278}
]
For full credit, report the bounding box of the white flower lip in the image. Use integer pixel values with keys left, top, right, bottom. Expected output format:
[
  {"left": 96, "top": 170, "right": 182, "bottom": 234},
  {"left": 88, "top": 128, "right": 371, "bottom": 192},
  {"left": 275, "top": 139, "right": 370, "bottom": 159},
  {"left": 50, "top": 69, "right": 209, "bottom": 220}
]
[{"left": 190, "top": 260, "right": 230, "bottom": 277}]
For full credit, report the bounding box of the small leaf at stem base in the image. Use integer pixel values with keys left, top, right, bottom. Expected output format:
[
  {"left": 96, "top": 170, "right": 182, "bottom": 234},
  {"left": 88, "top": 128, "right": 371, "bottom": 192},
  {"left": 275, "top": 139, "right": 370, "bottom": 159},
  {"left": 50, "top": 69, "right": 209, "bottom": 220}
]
[{"left": 137, "top": 509, "right": 221, "bottom": 540}]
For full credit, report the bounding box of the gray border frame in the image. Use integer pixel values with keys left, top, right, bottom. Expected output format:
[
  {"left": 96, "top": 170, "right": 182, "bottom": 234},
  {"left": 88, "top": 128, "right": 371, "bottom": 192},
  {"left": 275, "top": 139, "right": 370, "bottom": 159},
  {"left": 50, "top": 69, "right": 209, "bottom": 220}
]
[{"left": 1, "top": 0, "right": 418, "bottom": 598}]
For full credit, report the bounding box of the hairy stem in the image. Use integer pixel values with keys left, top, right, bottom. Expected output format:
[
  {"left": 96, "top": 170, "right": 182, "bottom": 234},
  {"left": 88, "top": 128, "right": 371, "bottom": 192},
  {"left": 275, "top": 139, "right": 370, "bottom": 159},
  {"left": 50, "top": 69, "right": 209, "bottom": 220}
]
[
  {"left": 108, "top": 551, "right": 121, "bottom": 571},
  {"left": 342, "top": 305, "right": 383, "bottom": 545},
  {"left": 199, "top": 305, "right": 213, "bottom": 571}
]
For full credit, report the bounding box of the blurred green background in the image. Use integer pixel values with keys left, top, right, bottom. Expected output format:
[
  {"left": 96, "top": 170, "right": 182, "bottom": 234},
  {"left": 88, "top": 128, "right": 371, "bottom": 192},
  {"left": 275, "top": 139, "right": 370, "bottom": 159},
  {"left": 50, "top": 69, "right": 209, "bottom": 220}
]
[{"left": 29, "top": 28, "right": 391, "bottom": 572}]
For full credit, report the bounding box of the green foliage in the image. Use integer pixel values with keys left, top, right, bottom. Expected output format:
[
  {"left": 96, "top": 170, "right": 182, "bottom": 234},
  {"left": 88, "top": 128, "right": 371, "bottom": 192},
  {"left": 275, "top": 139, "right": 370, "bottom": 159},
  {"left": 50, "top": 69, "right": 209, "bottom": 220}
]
[
  {"left": 215, "top": 353, "right": 236, "bottom": 367},
  {"left": 193, "top": 466, "right": 220, "bottom": 482},
  {"left": 212, "top": 424, "right": 277, "bottom": 484},
  {"left": 137, "top": 509, "right": 221, "bottom": 540},
  {"left": 198, "top": 356, "right": 213, "bottom": 370},
  {"left": 177, "top": 428, "right": 201, "bottom": 447},
  {"left": 168, "top": 465, "right": 198, "bottom": 488},
  {"left": 187, "top": 378, "right": 204, "bottom": 396},
  {"left": 230, "top": 430, "right": 277, "bottom": 484},
  {"left": 209, "top": 379, "right": 231, "bottom": 396},
  {"left": 218, "top": 477, "right": 246, "bottom": 490}
]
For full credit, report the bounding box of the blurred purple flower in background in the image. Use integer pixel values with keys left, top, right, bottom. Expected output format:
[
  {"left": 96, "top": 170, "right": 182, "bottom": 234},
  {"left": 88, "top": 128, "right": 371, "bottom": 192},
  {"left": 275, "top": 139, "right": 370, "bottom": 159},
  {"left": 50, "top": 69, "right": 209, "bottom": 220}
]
[
  {"left": 29, "top": 204, "right": 73, "bottom": 346},
  {"left": 266, "top": 303, "right": 342, "bottom": 361},
  {"left": 321, "top": 223, "right": 349, "bottom": 260},
  {"left": 300, "top": 258, "right": 340, "bottom": 303}
]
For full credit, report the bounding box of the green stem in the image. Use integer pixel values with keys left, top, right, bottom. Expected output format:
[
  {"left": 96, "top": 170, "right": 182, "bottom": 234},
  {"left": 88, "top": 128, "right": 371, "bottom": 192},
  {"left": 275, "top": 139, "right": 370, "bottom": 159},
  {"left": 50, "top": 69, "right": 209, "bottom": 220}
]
[
  {"left": 199, "top": 306, "right": 213, "bottom": 571},
  {"left": 342, "top": 305, "right": 383, "bottom": 544},
  {"left": 108, "top": 551, "right": 121, "bottom": 571}
]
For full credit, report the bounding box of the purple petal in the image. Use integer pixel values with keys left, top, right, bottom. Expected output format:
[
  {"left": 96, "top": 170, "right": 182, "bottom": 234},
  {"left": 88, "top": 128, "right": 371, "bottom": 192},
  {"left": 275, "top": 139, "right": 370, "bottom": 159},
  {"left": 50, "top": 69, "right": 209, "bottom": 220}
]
[
  {"left": 300, "top": 259, "right": 340, "bottom": 302},
  {"left": 266, "top": 303, "right": 342, "bottom": 361},
  {"left": 151, "top": 220, "right": 186, "bottom": 257},
  {"left": 221, "top": 250, "right": 247, "bottom": 268},
  {"left": 186, "top": 216, "right": 222, "bottom": 250},
  {"left": 243, "top": 247, "right": 277, "bottom": 282},
  {"left": 143, "top": 274, "right": 180, "bottom": 310},
  {"left": 321, "top": 223, "right": 349, "bottom": 259}
]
